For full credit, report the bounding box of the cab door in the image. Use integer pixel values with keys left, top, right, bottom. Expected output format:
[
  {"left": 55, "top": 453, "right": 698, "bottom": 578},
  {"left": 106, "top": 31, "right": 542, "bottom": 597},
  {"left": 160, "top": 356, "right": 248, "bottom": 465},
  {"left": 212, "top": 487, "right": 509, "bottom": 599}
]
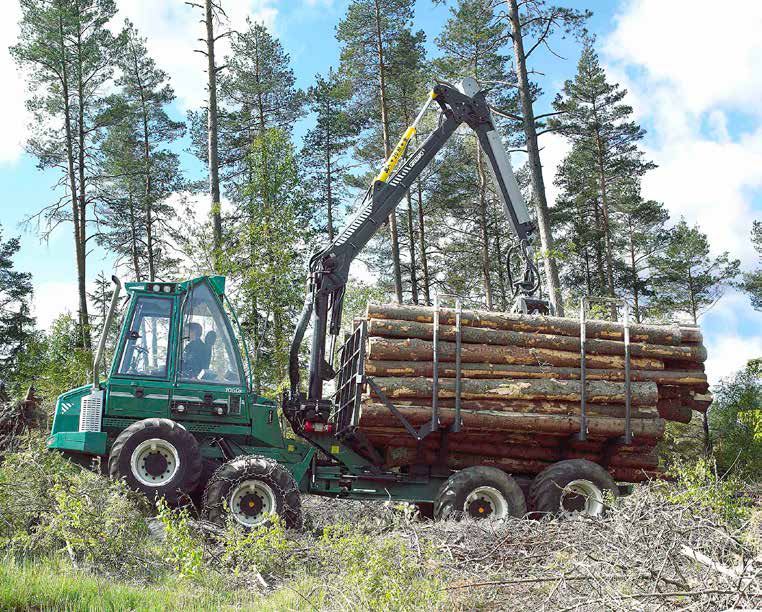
[
  {"left": 106, "top": 294, "right": 175, "bottom": 420},
  {"left": 170, "top": 281, "right": 248, "bottom": 425}
]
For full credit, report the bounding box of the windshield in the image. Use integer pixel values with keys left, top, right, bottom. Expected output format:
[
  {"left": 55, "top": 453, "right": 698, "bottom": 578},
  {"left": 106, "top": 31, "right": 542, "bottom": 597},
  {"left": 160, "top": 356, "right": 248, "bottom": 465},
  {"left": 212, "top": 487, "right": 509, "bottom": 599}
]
[
  {"left": 117, "top": 296, "right": 172, "bottom": 378},
  {"left": 178, "top": 282, "right": 242, "bottom": 386}
]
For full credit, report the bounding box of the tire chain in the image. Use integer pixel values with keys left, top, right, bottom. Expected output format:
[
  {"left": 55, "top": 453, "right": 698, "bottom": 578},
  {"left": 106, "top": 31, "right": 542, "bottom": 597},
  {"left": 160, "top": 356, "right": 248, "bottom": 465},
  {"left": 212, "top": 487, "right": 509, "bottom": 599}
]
[{"left": 202, "top": 455, "right": 303, "bottom": 529}]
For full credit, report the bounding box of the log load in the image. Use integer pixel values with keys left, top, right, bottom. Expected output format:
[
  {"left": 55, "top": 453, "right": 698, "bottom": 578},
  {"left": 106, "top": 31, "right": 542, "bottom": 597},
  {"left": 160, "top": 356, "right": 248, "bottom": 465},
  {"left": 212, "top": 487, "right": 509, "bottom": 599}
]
[{"left": 345, "top": 302, "right": 712, "bottom": 485}]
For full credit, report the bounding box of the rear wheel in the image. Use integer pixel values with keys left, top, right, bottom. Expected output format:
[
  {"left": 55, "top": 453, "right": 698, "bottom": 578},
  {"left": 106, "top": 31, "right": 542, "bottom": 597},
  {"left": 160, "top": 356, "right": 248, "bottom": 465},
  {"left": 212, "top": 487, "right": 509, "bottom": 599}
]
[
  {"left": 434, "top": 466, "right": 526, "bottom": 520},
  {"left": 108, "top": 418, "right": 202, "bottom": 504},
  {"left": 530, "top": 459, "right": 618, "bottom": 517},
  {"left": 204, "top": 455, "right": 302, "bottom": 529}
]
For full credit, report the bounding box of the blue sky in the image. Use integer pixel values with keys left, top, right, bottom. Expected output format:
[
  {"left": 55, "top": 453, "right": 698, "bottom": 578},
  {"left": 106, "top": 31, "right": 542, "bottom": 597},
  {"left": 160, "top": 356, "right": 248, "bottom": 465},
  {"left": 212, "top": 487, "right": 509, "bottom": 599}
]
[{"left": 1, "top": 0, "right": 762, "bottom": 384}]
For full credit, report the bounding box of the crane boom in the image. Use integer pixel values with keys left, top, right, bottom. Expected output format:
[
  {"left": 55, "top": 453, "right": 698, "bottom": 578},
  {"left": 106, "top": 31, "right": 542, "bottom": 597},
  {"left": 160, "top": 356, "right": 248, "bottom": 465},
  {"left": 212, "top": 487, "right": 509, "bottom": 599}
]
[{"left": 286, "top": 78, "right": 548, "bottom": 420}]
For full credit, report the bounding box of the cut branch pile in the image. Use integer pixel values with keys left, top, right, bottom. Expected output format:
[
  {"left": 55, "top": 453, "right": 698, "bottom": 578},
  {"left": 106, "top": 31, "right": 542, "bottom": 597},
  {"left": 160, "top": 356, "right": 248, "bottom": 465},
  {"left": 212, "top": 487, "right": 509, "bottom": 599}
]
[{"left": 354, "top": 303, "right": 711, "bottom": 482}]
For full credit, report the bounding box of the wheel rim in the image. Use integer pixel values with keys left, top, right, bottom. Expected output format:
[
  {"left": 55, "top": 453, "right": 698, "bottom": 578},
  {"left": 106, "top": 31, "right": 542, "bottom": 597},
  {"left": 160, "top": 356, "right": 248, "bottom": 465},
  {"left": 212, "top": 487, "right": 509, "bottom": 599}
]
[
  {"left": 130, "top": 438, "right": 180, "bottom": 487},
  {"left": 560, "top": 479, "right": 604, "bottom": 516},
  {"left": 464, "top": 486, "right": 509, "bottom": 519},
  {"left": 229, "top": 479, "right": 276, "bottom": 527}
]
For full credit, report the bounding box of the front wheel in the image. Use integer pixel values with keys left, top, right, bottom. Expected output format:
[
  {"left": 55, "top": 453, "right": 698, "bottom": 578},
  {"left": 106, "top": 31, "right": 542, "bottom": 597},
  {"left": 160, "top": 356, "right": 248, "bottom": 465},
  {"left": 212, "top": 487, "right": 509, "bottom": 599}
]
[
  {"left": 108, "top": 418, "right": 202, "bottom": 504},
  {"left": 434, "top": 466, "right": 527, "bottom": 520},
  {"left": 203, "top": 456, "right": 302, "bottom": 529}
]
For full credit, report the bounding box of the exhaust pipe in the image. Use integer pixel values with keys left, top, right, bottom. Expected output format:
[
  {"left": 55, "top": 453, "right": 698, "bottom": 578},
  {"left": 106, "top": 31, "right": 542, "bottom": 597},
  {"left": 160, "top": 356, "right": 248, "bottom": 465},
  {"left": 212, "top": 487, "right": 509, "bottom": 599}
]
[{"left": 92, "top": 275, "right": 122, "bottom": 388}]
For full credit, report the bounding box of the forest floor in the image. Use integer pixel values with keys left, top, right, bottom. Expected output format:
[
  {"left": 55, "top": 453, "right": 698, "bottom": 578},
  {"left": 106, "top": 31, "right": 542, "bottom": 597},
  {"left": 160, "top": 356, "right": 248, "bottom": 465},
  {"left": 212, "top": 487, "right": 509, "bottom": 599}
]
[{"left": 1, "top": 472, "right": 761, "bottom": 611}]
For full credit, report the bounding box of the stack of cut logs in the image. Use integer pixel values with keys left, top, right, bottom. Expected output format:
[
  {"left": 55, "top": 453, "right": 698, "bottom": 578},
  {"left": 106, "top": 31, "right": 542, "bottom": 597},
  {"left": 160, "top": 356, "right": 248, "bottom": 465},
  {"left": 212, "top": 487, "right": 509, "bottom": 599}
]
[{"left": 354, "top": 303, "right": 711, "bottom": 483}]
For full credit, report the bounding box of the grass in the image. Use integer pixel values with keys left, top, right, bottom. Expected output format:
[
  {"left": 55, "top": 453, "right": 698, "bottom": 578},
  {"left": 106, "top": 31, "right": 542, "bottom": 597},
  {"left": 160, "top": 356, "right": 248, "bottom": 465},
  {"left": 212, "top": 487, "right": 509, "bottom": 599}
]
[{"left": 0, "top": 555, "right": 323, "bottom": 611}]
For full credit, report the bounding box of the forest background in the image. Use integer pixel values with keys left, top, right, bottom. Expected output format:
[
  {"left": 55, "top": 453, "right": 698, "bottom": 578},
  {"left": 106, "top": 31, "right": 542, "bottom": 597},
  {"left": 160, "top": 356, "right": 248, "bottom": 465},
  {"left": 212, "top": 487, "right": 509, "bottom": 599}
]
[{"left": 1, "top": 0, "right": 761, "bottom": 402}]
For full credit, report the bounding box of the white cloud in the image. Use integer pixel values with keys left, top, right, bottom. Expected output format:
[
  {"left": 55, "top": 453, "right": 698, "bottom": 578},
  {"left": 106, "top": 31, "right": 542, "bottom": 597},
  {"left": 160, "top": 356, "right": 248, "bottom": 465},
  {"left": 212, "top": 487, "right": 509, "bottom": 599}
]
[
  {"left": 0, "top": 1, "right": 28, "bottom": 163},
  {"left": 32, "top": 281, "right": 78, "bottom": 330},
  {"left": 114, "top": 0, "right": 279, "bottom": 111},
  {"left": 598, "top": 0, "right": 762, "bottom": 383},
  {"left": 602, "top": 0, "right": 762, "bottom": 265},
  {"left": 537, "top": 132, "right": 572, "bottom": 208},
  {"left": 605, "top": 0, "right": 762, "bottom": 117}
]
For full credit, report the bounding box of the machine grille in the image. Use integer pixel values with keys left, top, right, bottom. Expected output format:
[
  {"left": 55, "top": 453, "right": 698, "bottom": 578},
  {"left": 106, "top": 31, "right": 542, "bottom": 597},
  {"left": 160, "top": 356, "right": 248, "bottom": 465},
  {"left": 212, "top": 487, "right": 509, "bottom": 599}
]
[{"left": 79, "top": 390, "right": 104, "bottom": 432}]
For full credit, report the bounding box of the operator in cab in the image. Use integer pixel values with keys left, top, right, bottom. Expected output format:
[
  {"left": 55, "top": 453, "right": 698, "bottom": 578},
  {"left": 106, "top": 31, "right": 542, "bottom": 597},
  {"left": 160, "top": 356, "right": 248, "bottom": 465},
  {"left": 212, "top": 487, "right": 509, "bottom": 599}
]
[{"left": 182, "top": 322, "right": 206, "bottom": 378}]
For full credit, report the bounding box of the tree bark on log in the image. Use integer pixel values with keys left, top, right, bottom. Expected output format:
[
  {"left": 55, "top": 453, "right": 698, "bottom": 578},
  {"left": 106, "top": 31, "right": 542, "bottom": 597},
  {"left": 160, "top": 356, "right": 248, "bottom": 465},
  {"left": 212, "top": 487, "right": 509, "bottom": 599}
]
[
  {"left": 377, "top": 398, "right": 659, "bottom": 418},
  {"left": 367, "top": 337, "right": 665, "bottom": 370},
  {"left": 382, "top": 447, "right": 662, "bottom": 479},
  {"left": 366, "top": 303, "right": 703, "bottom": 344},
  {"left": 369, "top": 437, "right": 658, "bottom": 467},
  {"left": 358, "top": 426, "right": 659, "bottom": 448},
  {"left": 366, "top": 318, "right": 707, "bottom": 362},
  {"left": 364, "top": 360, "right": 708, "bottom": 388},
  {"left": 366, "top": 376, "right": 659, "bottom": 405},
  {"left": 358, "top": 402, "right": 666, "bottom": 438}
]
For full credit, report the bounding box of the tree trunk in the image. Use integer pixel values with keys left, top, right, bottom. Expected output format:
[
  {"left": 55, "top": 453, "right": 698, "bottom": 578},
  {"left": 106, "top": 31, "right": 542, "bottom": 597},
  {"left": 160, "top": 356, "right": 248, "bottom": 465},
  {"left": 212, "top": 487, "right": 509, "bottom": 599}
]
[
  {"left": 367, "top": 336, "right": 664, "bottom": 370},
  {"left": 74, "top": 22, "right": 90, "bottom": 349},
  {"left": 359, "top": 402, "right": 665, "bottom": 437},
  {"left": 365, "top": 318, "right": 707, "bottom": 361},
  {"left": 415, "top": 181, "right": 431, "bottom": 305},
  {"left": 136, "top": 51, "right": 156, "bottom": 282},
  {"left": 373, "top": 0, "right": 402, "bottom": 303},
  {"left": 364, "top": 360, "right": 708, "bottom": 387},
  {"left": 325, "top": 96, "right": 335, "bottom": 242},
  {"left": 594, "top": 127, "right": 617, "bottom": 319},
  {"left": 366, "top": 376, "right": 658, "bottom": 405},
  {"left": 365, "top": 303, "right": 703, "bottom": 345},
  {"left": 205, "top": 0, "right": 223, "bottom": 270},
  {"left": 475, "top": 145, "right": 493, "bottom": 309},
  {"left": 628, "top": 220, "right": 640, "bottom": 323},
  {"left": 506, "top": 0, "right": 564, "bottom": 316},
  {"left": 58, "top": 14, "right": 86, "bottom": 347},
  {"left": 405, "top": 190, "right": 419, "bottom": 304}
]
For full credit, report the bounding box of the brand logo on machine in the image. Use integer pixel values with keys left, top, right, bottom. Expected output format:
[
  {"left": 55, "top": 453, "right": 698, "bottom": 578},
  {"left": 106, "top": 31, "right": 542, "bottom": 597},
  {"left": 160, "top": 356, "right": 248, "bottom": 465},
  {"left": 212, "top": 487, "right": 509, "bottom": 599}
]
[
  {"left": 225, "top": 387, "right": 242, "bottom": 394},
  {"left": 389, "top": 148, "right": 426, "bottom": 186},
  {"left": 60, "top": 401, "right": 74, "bottom": 414}
]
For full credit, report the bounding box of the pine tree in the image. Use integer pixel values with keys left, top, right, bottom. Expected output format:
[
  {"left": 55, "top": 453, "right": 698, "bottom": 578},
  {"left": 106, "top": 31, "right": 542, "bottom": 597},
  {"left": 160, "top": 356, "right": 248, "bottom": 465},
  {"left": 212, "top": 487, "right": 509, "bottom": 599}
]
[
  {"left": 614, "top": 181, "right": 670, "bottom": 323},
  {"left": 301, "top": 68, "right": 362, "bottom": 243},
  {"left": 387, "top": 28, "right": 429, "bottom": 304},
  {"left": 741, "top": 221, "right": 762, "bottom": 310},
  {"left": 97, "top": 22, "right": 185, "bottom": 282},
  {"left": 189, "top": 20, "right": 304, "bottom": 214},
  {"left": 649, "top": 220, "right": 740, "bottom": 323},
  {"left": 185, "top": 0, "right": 227, "bottom": 268},
  {"left": 433, "top": 0, "right": 518, "bottom": 310},
  {"left": 337, "top": 0, "right": 417, "bottom": 303},
  {"left": 552, "top": 40, "right": 656, "bottom": 318},
  {"left": 11, "top": 0, "right": 123, "bottom": 348},
  {"left": 500, "top": 0, "right": 589, "bottom": 317},
  {"left": 224, "top": 129, "right": 312, "bottom": 394},
  {"left": 0, "top": 227, "right": 34, "bottom": 383}
]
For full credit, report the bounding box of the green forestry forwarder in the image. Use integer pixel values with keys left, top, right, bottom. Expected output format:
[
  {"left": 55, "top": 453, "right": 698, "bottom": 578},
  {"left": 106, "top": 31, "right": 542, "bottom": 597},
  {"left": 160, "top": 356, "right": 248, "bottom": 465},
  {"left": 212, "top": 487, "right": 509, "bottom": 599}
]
[{"left": 48, "top": 78, "right": 620, "bottom": 528}]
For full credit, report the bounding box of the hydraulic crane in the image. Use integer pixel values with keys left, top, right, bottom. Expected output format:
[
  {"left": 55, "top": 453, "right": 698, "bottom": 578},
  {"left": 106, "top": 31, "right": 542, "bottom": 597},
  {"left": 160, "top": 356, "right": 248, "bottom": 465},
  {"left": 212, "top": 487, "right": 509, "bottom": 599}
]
[{"left": 285, "top": 77, "right": 549, "bottom": 426}]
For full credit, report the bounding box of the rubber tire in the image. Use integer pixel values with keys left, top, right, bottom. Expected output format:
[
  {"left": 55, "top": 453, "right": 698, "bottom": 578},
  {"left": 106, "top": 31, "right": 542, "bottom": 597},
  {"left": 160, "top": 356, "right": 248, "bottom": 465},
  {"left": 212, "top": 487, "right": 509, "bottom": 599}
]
[
  {"left": 108, "top": 418, "right": 202, "bottom": 505},
  {"left": 203, "top": 455, "right": 302, "bottom": 529},
  {"left": 434, "top": 466, "right": 527, "bottom": 520},
  {"left": 529, "top": 459, "right": 618, "bottom": 517}
]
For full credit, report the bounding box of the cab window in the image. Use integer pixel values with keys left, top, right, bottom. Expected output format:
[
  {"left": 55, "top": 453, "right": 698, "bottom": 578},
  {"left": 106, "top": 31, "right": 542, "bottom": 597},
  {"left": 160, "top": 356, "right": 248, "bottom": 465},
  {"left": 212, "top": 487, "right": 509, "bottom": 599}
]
[
  {"left": 179, "top": 282, "right": 242, "bottom": 385},
  {"left": 117, "top": 296, "right": 172, "bottom": 378}
]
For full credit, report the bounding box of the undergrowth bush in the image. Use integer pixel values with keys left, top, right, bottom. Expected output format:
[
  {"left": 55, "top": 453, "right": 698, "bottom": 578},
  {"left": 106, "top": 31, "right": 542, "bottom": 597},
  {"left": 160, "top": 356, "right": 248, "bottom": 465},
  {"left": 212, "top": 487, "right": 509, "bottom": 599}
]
[
  {"left": 220, "top": 515, "right": 299, "bottom": 579},
  {"left": 155, "top": 500, "right": 205, "bottom": 580},
  {"left": 316, "top": 521, "right": 445, "bottom": 611},
  {"left": 0, "top": 434, "right": 152, "bottom": 578},
  {"left": 665, "top": 457, "right": 752, "bottom": 528}
]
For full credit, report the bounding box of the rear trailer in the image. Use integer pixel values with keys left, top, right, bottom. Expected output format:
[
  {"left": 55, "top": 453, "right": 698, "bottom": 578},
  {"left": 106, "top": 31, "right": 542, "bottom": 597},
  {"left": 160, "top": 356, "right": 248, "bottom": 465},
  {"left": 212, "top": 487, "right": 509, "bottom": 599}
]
[{"left": 290, "top": 298, "right": 709, "bottom": 518}]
